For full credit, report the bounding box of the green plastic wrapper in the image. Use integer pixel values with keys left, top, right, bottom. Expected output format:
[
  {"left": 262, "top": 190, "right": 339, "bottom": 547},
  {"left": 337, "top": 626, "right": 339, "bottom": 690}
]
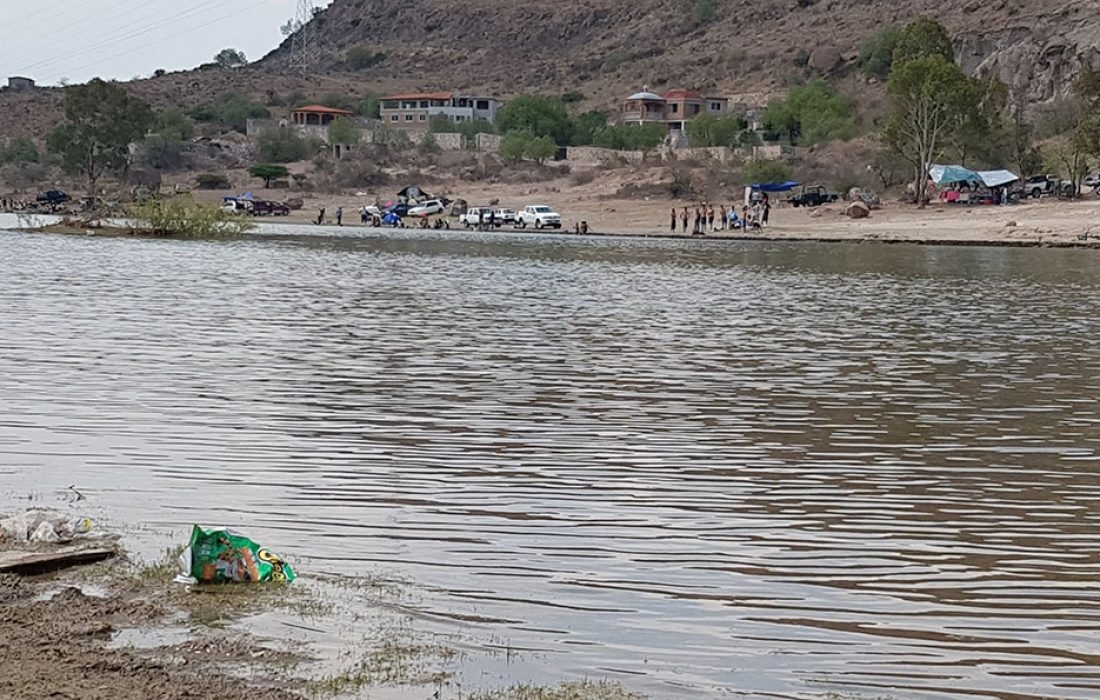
[{"left": 177, "top": 525, "right": 296, "bottom": 584}]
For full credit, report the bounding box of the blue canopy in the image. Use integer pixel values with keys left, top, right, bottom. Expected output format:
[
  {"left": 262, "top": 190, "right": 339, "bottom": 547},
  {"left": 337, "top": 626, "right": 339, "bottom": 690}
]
[
  {"left": 751, "top": 181, "right": 800, "bottom": 192},
  {"left": 929, "top": 165, "right": 979, "bottom": 185}
]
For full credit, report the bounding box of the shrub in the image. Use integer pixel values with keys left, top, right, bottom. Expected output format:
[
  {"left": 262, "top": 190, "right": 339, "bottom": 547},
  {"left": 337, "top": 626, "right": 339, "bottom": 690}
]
[
  {"left": 190, "top": 92, "right": 270, "bottom": 133},
  {"left": 0, "top": 137, "right": 40, "bottom": 164},
  {"left": 346, "top": 46, "right": 386, "bottom": 70},
  {"left": 692, "top": 0, "right": 716, "bottom": 24},
  {"left": 128, "top": 198, "right": 254, "bottom": 238},
  {"left": 686, "top": 114, "right": 749, "bottom": 147},
  {"left": 763, "top": 79, "right": 857, "bottom": 145},
  {"left": 500, "top": 131, "right": 529, "bottom": 163},
  {"left": 570, "top": 111, "right": 608, "bottom": 146},
  {"left": 139, "top": 134, "right": 186, "bottom": 170},
  {"left": 195, "top": 173, "right": 231, "bottom": 189},
  {"left": 743, "top": 158, "right": 793, "bottom": 184},
  {"left": 593, "top": 123, "right": 666, "bottom": 152},
  {"left": 256, "top": 127, "right": 318, "bottom": 163},
  {"left": 859, "top": 25, "right": 902, "bottom": 80},
  {"left": 418, "top": 132, "right": 441, "bottom": 154}
]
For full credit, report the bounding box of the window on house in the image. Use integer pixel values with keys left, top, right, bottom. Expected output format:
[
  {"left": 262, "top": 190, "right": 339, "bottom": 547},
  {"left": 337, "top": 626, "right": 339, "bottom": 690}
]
[
  {"left": 476, "top": 100, "right": 489, "bottom": 110},
  {"left": 390, "top": 115, "right": 398, "bottom": 122},
  {"left": 669, "top": 104, "right": 679, "bottom": 113},
  {"left": 455, "top": 116, "right": 466, "bottom": 122},
  {"left": 404, "top": 115, "right": 413, "bottom": 121},
  {"left": 419, "top": 100, "right": 429, "bottom": 108},
  {"left": 691, "top": 104, "right": 701, "bottom": 114},
  {"left": 710, "top": 102, "right": 723, "bottom": 111},
  {"left": 418, "top": 114, "right": 426, "bottom": 121}
]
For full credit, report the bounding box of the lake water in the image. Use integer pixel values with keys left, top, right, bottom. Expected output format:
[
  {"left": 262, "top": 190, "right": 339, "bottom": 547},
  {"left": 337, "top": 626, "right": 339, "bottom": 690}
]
[{"left": 2, "top": 223, "right": 1100, "bottom": 699}]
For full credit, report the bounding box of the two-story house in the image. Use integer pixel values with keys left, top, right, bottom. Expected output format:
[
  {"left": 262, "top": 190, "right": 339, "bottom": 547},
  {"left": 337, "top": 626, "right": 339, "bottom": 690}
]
[{"left": 379, "top": 92, "right": 502, "bottom": 130}]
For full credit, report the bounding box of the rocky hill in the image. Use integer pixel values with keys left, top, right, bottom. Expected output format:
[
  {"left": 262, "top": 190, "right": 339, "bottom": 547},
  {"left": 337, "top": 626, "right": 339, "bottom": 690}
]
[{"left": 259, "top": 0, "right": 1100, "bottom": 108}]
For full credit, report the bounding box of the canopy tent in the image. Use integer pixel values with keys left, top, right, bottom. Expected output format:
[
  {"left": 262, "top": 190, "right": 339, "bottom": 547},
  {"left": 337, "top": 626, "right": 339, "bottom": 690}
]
[
  {"left": 977, "top": 169, "right": 1019, "bottom": 188},
  {"left": 750, "top": 181, "right": 800, "bottom": 192},
  {"left": 397, "top": 185, "right": 431, "bottom": 202},
  {"left": 929, "top": 164, "right": 1019, "bottom": 188}
]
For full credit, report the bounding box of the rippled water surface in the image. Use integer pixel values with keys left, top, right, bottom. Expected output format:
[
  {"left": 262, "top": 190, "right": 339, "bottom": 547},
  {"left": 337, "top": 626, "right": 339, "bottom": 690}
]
[{"left": 3, "top": 223, "right": 1100, "bottom": 699}]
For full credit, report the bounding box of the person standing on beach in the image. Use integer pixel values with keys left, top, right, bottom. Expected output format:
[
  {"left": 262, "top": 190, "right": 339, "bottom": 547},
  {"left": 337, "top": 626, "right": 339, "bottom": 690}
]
[
  {"left": 680, "top": 207, "right": 689, "bottom": 233},
  {"left": 694, "top": 206, "right": 702, "bottom": 234},
  {"left": 336, "top": 206, "right": 343, "bottom": 226},
  {"left": 670, "top": 207, "right": 677, "bottom": 233},
  {"left": 761, "top": 195, "right": 770, "bottom": 228},
  {"left": 707, "top": 205, "right": 715, "bottom": 232},
  {"left": 317, "top": 207, "right": 326, "bottom": 225}
]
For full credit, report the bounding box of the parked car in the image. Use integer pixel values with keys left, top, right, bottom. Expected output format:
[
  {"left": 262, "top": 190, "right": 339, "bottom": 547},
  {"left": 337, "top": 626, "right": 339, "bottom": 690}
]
[
  {"left": 494, "top": 208, "right": 518, "bottom": 225},
  {"left": 516, "top": 205, "right": 562, "bottom": 229},
  {"left": 408, "top": 199, "right": 447, "bottom": 217},
  {"left": 787, "top": 185, "right": 839, "bottom": 208},
  {"left": 460, "top": 206, "right": 500, "bottom": 228},
  {"left": 1084, "top": 174, "right": 1100, "bottom": 195},
  {"left": 1022, "top": 175, "right": 1058, "bottom": 198},
  {"left": 250, "top": 200, "right": 290, "bottom": 216},
  {"left": 36, "top": 190, "right": 71, "bottom": 205},
  {"left": 222, "top": 198, "right": 251, "bottom": 214},
  {"left": 365, "top": 202, "right": 412, "bottom": 218}
]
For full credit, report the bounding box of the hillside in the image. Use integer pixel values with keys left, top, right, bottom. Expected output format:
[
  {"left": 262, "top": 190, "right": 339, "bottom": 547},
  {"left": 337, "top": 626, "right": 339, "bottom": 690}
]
[
  {"left": 1, "top": 0, "right": 1097, "bottom": 148},
  {"left": 260, "top": 0, "right": 1100, "bottom": 107}
]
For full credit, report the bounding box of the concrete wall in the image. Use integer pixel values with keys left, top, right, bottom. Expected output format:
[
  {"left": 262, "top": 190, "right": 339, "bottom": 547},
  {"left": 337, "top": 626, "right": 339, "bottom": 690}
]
[
  {"left": 565, "top": 147, "right": 645, "bottom": 164},
  {"left": 476, "top": 133, "right": 502, "bottom": 153}
]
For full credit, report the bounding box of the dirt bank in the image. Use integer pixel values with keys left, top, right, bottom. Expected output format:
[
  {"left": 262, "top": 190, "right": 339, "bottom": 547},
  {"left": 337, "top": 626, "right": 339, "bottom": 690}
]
[{"left": 0, "top": 561, "right": 306, "bottom": 700}]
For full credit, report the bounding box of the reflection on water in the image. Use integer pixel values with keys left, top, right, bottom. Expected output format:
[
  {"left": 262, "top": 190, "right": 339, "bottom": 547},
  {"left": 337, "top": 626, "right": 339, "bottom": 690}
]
[{"left": 2, "top": 225, "right": 1100, "bottom": 699}]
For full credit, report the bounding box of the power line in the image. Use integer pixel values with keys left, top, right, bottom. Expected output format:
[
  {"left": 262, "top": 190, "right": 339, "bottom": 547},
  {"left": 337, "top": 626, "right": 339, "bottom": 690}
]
[
  {"left": 12, "top": 0, "right": 228, "bottom": 77},
  {"left": 35, "top": 0, "right": 282, "bottom": 84}
]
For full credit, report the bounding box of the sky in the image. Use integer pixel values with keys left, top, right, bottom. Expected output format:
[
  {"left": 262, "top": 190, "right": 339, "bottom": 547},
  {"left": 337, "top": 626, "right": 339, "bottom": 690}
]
[{"left": 0, "top": 0, "right": 335, "bottom": 86}]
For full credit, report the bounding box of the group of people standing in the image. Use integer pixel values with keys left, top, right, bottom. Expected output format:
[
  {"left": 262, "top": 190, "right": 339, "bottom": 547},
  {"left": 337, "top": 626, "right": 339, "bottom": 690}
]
[{"left": 671, "top": 195, "right": 770, "bottom": 235}]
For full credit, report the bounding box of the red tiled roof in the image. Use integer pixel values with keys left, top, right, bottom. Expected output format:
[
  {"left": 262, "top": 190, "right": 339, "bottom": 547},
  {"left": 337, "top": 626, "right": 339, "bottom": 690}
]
[
  {"left": 663, "top": 89, "right": 703, "bottom": 100},
  {"left": 381, "top": 92, "right": 454, "bottom": 101},
  {"left": 292, "top": 105, "right": 355, "bottom": 115}
]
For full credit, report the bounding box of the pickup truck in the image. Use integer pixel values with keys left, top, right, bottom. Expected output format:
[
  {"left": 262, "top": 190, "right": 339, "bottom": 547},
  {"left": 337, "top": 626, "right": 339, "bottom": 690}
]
[
  {"left": 516, "top": 205, "right": 562, "bottom": 229},
  {"left": 1022, "top": 175, "right": 1058, "bottom": 198},
  {"left": 787, "top": 185, "right": 839, "bottom": 208},
  {"left": 460, "top": 206, "right": 499, "bottom": 228},
  {"left": 494, "top": 208, "right": 518, "bottom": 225}
]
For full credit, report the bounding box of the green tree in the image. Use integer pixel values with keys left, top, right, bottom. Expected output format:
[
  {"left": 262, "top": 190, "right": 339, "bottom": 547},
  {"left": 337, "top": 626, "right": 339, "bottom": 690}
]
[
  {"left": 154, "top": 108, "right": 194, "bottom": 141},
  {"left": 893, "top": 17, "right": 954, "bottom": 66},
  {"left": 257, "top": 127, "right": 316, "bottom": 162},
  {"left": 213, "top": 48, "right": 247, "bottom": 68},
  {"left": 359, "top": 93, "right": 381, "bottom": 119},
  {"left": 46, "top": 78, "right": 154, "bottom": 189},
  {"left": 497, "top": 95, "right": 573, "bottom": 145},
  {"left": 743, "top": 159, "right": 793, "bottom": 184},
  {"left": 526, "top": 135, "right": 557, "bottom": 163},
  {"left": 0, "top": 138, "right": 40, "bottom": 164},
  {"left": 346, "top": 46, "right": 385, "bottom": 70},
  {"left": 858, "top": 25, "right": 902, "bottom": 80},
  {"left": 249, "top": 164, "right": 290, "bottom": 187},
  {"left": 686, "top": 114, "right": 748, "bottom": 147},
  {"left": 763, "top": 79, "right": 857, "bottom": 145},
  {"left": 570, "top": 111, "right": 608, "bottom": 146},
  {"left": 592, "top": 123, "right": 665, "bottom": 152},
  {"left": 884, "top": 55, "right": 974, "bottom": 206},
  {"left": 500, "top": 131, "right": 530, "bottom": 163},
  {"left": 190, "top": 92, "right": 270, "bottom": 133},
  {"left": 328, "top": 117, "right": 360, "bottom": 146},
  {"left": 139, "top": 134, "right": 185, "bottom": 170}
]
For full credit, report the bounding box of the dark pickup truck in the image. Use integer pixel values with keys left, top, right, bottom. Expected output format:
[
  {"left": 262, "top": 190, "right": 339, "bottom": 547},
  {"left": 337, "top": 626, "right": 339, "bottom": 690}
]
[{"left": 787, "top": 185, "right": 839, "bottom": 208}]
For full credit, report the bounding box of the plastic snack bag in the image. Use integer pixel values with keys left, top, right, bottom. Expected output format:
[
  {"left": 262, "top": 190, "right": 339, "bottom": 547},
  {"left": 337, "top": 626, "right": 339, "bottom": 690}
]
[{"left": 175, "top": 525, "right": 295, "bottom": 584}]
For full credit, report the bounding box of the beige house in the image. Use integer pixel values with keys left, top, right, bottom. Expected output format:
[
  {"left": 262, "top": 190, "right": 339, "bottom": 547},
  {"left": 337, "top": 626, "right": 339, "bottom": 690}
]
[{"left": 622, "top": 87, "right": 731, "bottom": 134}]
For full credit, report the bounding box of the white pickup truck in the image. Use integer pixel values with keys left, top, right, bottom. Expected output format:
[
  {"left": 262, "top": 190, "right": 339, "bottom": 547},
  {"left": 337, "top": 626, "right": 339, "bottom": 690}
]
[
  {"left": 516, "top": 205, "right": 562, "bottom": 229},
  {"left": 460, "top": 206, "right": 499, "bottom": 228}
]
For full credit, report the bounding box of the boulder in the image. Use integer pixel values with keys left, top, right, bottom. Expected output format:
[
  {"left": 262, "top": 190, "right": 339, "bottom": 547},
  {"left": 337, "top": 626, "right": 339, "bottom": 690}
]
[
  {"left": 845, "top": 201, "right": 871, "bottom": 219},
  {"left": 808, "top": 47, "right": 843, "bottom": 74}
]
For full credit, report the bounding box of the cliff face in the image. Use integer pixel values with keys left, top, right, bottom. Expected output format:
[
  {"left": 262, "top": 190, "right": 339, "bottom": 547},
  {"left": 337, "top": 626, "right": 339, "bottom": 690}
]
[{"left": 261, "top": 0, "right": 1100, "bottom": 107}]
